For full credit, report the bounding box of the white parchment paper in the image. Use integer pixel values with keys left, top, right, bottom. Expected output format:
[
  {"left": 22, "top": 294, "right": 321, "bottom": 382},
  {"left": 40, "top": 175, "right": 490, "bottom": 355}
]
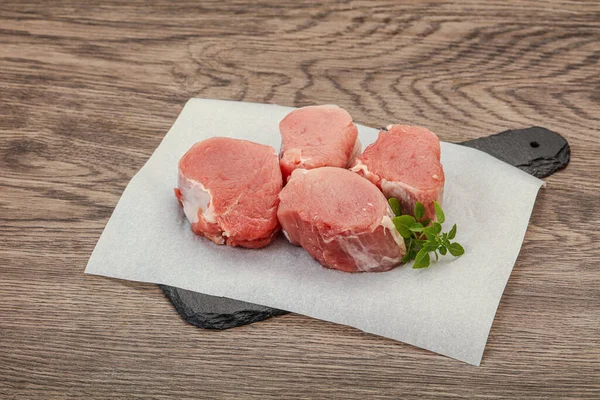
[{"left": 85, "top": 99, "right": 544, "bottom": 366}]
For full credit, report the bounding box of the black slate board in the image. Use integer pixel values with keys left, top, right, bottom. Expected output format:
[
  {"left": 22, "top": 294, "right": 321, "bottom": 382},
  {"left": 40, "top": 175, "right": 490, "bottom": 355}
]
[
  {"left": 161, "top": 286, "right": 288, "bottom": 329},
  {"left": 162, "top": 126, "right": 570, "bottom": 330},
  {"left": 460, "top": 126, "right": 570, "bottom": 179}
]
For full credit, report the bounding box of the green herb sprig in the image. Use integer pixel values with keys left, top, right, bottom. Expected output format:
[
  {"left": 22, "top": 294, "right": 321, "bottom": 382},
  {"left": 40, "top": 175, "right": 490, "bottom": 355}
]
[{"left": 389, "top": 198, "right": 464, "bottom": 269}]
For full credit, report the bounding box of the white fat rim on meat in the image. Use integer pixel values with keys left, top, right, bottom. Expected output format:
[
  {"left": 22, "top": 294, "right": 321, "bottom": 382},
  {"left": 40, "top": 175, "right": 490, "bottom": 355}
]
[
  {"left": 178, "top": 170, "right": 216, "bottom": 225},
  {"left": 329, "top": 213, "right": 404, "bottom": 272},
  {"left": 380, "top": 179, "right": 415, "bottom": 205},
  {"left": 335, "top": 235, "right": 378, "bottom": 272},
  {"left": 281, "top": 147, "right": 311, "bottom": 164},
  {"left": 350, "top": 162, "right": 418, "bottom": 203},
  {"left": 335, "top": 231, "right": 403, "bottom": 272},
  {"left": 349, "top": 159, "right": 370, "bottom": 175},
  {"left": 287, "top": 137, "right": 359, "bottom": 168},
  {"left": 381, "top": 214, "right": 404, "bottom": 248},
  {"left": 282, "top": 229, "right": 292, "bottom": 242}
]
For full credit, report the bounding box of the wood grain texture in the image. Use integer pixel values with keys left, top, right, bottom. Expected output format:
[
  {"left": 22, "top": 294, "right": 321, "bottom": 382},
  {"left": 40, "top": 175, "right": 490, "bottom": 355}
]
[{"left": 1, "top": 0, "right": 599, "bottom": 398}]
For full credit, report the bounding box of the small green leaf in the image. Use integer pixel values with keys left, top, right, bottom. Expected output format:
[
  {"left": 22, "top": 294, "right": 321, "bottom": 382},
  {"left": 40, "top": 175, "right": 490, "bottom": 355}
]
[
  {"left": 422, "top": 241, "right": 439, "bottom": 252},
  {"left": 434, "top": 201, "right": 445, "bottom": 224},
  {"left": 414, "top": 202, "right": 425, "bottom": 220},
  {"left": 428, "top": 222, "right": 442, "bottom": 235},
  {"left": 442, "top": 236, "right": 451, "bottom": 249},
  {"left": 424, "top": 230, "right": 436, "bottom": 241},
  {"left": 396, "top": 215, "right": 416, "bottom": 226},
  {"left": 393, "top": 215, "right": 416, "bottom": 239},
  {"left": 388, "top": 198, "right": 402, "bottom": 216},
  {"left": 412, "top": 249, "right": 431, "bottom": 269},
  {"left": 405, "top": 239, "right": 413, "bottom": 254},
  {"left": 439, "top": 245, "right": 447, "bottom": 255},
  {"left": 421, "top": 218, "right": 431, "bottom": 226},
  {"left": 448, "top": 224, "right": 457, "bottom": 240},
  {"left": 448, "top": 242, "right": 465, "bottom": 257},
  {"left": 413, "top": 238, "right": 427, "bottom": 246},
  {"left": 409, "top": 223, "right": 424, "bottom": 232},
  {"left": 393, "top": 221, "right": 412, "bottom": 238}
]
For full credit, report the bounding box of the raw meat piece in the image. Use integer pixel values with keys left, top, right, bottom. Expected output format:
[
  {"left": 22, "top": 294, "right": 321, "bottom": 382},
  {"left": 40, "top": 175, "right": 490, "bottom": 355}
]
[
  {"left": 279, "top": 105, "right": 361, "bottom": 181},
  {"left": 351, "top": 125, "right": 444, "bottom": 221},
  {"left": 277, "top": 167, "right": 405, "bottom": 272},
  {"left": 175, "top": 137, "right": 282, "bottom": 249}
]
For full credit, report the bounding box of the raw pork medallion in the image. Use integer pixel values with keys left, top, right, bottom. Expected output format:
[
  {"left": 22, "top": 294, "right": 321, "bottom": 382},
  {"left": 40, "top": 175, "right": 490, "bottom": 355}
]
[
  {"left": 279, "top": 105, "right": 361, "bottom": 181},
  {"left": 352, "top": 125, "right": 444, "bottom": 221},
  {"left": 175, "top": 137, "right": 283, "bottom": 249},
  {"left": 277, "top": 167, "right": 406, "bottom": 272}
]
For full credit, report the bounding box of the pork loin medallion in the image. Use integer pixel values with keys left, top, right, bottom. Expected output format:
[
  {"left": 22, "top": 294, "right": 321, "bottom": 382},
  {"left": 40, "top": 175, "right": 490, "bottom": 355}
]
[
  {"left": 279, "top": 105, "right": 361, "bottom": 181},
  {"left": 351, "top": 125, "right": 445, "bottom": 221},
  {"left": 277, "top": 167, "right": 406, "bottom": 273},
  {"left": 175, "top": 137, "right": 283, "bottom": 249}
]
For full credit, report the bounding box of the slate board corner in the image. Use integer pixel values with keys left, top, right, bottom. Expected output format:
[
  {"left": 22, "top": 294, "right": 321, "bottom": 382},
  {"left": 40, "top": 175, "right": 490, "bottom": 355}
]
[{"left": 161, "top": 285, "right": 289, "bottom": 330}]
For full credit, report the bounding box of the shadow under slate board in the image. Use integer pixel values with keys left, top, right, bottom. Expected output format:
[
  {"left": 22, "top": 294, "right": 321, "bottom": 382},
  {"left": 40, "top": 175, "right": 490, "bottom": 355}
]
[{"left": 161, "top": 126, "right": 570, "bottom": 330}]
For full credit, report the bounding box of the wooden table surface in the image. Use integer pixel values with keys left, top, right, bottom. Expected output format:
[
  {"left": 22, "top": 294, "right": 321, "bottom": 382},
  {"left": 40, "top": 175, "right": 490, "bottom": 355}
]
[{"left": 1, "top": 1, "right": 599, "bottom": 398}]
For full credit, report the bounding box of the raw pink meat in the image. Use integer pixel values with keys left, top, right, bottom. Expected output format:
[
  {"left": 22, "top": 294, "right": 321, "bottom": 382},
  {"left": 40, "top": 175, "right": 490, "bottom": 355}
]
[
  {"left": 175, "top": 137, "right": 282, "bottom": 249},
  {"left": 351, "top": 125, "right": 444, "bottom": 221},
  {"left": 279, "top": 105, "right": 360, "bottom": 181},
  {"left": 277, "top": 167, "right": 405, "bottom": 272}
]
